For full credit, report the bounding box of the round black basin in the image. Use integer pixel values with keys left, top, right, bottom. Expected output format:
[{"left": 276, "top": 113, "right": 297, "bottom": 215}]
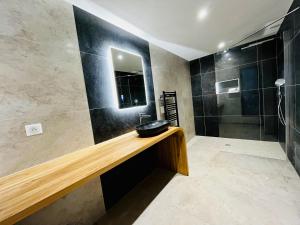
[{"left": 136, "top": 120, "right": 170, "bottom": 137}]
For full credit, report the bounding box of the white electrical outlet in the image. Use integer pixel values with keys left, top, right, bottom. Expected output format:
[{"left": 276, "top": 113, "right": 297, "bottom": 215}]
[{"left": 25, "top": 123, "right": 43, "bottom": 137}]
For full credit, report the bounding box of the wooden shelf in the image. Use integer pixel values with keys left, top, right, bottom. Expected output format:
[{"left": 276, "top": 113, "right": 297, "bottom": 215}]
[{"left": 0, "top": 127, "right": 188, "bottom": 225}]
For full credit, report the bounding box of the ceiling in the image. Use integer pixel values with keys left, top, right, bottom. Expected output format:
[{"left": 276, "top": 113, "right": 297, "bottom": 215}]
[{"left": 69, "top": 0, "right": 293, "bottom": 60}]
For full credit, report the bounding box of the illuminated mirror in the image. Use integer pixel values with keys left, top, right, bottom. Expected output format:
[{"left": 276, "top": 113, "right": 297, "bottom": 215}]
[{"left": 111, "top": 48, "right": 147, "bottom": 109}]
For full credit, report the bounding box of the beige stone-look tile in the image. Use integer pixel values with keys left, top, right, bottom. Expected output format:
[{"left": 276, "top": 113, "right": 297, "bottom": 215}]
[
  {"left": 17, "top": 178, "right": 105, "bottom": 225},
  {"left": 0, "top": 35, "right": 88, "bottom": 121},
  {"left": 0, "top": 0, "right": 78, "bottom": 48},
  {"left": 150, "top": 44, "right": 195, "bottom": 141},
  {"left": 0, "top": 110, "right": 94, "bottom": 177}
]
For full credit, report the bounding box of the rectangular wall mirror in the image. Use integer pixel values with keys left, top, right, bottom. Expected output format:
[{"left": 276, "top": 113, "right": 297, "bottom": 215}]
[{"left": 111, "top": 48, "right": 147, "bottom": 109}]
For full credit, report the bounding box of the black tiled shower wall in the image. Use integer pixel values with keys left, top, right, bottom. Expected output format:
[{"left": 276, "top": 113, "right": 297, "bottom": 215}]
[
  {"left": 190, "top": 35, "right": 281, "bottom": 142},
  {"left": 73, "top": 7, "right": 158, "bottom": 208},
  {"left": 278, "top": 0, "right": 300, "bottom": 175}
]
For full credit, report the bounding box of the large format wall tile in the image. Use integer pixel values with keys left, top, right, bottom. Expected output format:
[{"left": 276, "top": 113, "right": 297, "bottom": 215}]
[
  {"left": 0, "top": 0, "right": 106, "bottom": 224},
  {"left": 0, "top": 110, "right": 93, "bottom": 177},
  {"left": 190, "top": 58, "right": 200, "bottom": 75},
  {"left": 150, "top": 44, "right": 195, "bottom": 141},
  {"left": 0, "top": 36, "right": 88, "bottom": 121},
  {"left": 0, "top": 0, "right": 79, "bottom": 49},
  {"left": 260, "top": 58, "right": 278, "bottom": 88}
]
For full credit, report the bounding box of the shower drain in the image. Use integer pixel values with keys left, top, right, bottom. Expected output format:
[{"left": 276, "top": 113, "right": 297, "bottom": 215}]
[{"left": 225, "top": 144, "right": 231, "bottom": 147}]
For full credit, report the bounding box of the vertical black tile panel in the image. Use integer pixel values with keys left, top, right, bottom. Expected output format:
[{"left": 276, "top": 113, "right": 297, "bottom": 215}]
[
  {"left": 296, "top": 85, "right": 300, "bottom": 130},
  {"left": 294, "top": 34, "right": 300, "bottom": 84},
  {"left": 260, "top": 59, "right": 278, "bottom": 88},
  {"left": 258, "top": 39, "right": 277, "bottom": 60},
  {"left": 215, "top": 67, "right": 240, "bottom": 82},
  {"left": 217, "top": 92, "right": 242, "bottom": 116},
  {"left": 278, "top": 119, "right": 286, "bottom": 150},
  {"left": 283, "top": 36, "right": 295, "bottom": 86},
  {"left": 205, "top": 117, "right": 219, "bottom": 137},
  {"left": 276, "top": 36, "right": 284, "bottom": 56},
  {"left": 194, "top": 117, "right": 205, "bottom": 135},
  {"left": 215, "top": 47, "right": 241, "bottom": 70},
  {"left": 192, "top": 97, "right": 204, "bottom": 117},
  {"left": 280, "top": 13, "right": 294, "bottom": 42},
  {"left": 294, "top": 4, "right": 300, "bottom": 35},
  {"left": 218, "top": 116, "right": 260, "bottom": 140},
  {"left": 277, "top": 52, "right": 284, "bottom": 79},
  {"left": 241, "top": 90, "right": 259, "bottom": 116},
  {"left": 286, "top": 85, "right": 296, "bottom": 131},
  {"left": 74, "top": 7, "right": 158, "bottom": 209},
  {"left": 203, "top": 94, "right": 218, "bottom": 116},
  {"left": 80, "top": 53, "right": 114, "bottom": 109},
  {"left": 201, "top": 72, "right": 216, "bottom": 95},
  {"left": 261, "top": 116, "right": 279, "bottom": 141},
  {"left": 100, "top": 146, "right": 156, "bottom": 209},
  {"left": 200, "top": 54, "right": 215, "bottom": 74},
  {"left": 190, "top": 59, "right": 200, "bottom": 75},
  {"left": 191, "top": 75, "right": 202, "bottom": 96},
  {"left": 240, "top": 45, "right": 258, "bottom": 65},
  {"left": 261, "top": 88, "right": 277, "bottom": 115},
  {"left": 240, "top": 63, "right": 259, "bottom": 91}
]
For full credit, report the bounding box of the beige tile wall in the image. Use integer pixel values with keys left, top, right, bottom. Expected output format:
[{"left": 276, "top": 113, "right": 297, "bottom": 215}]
[
  {"left": 150, "top": 44, "right": 195, "bottom": 141},
  {"left": 0, "top": 0, "right": 105, "bottom": 224}
]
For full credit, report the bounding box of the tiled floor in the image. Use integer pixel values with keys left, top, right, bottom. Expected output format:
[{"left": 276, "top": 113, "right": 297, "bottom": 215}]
[{"left": 97, "top": 136, "right": 300, "bottom": 225}]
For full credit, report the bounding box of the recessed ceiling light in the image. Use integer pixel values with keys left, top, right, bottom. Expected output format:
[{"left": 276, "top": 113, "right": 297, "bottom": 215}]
[
  {"left": 218, "top": 42, "right": 226, "bottom": 49},
  {"left": 117, "top": 54, "right": 123, "bottom": 60},
  {"left": 197, "top": 8, "right": 208, "bottom": 20}
]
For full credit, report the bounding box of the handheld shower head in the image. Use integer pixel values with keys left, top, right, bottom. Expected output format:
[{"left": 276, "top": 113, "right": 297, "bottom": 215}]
[
  {"left": 275, "top": 79, "right": 285, "bottom": 87},
  {"left": 275, "top": 79, "right": 285, "bottom": 96}
]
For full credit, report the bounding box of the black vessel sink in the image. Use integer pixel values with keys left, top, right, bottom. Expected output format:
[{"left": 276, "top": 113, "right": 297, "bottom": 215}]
[{"left": 136, "top": 120, "right": 170, "bottom": 137}]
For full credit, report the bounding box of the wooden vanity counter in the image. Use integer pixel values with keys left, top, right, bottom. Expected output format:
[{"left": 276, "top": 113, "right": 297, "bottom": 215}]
[{"left": 0, "top": 127, "right": 188, "bottom": 225}]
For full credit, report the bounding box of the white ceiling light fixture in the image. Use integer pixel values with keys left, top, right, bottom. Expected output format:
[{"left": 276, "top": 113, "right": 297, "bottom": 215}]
[
  {"left": 117, "top": 54, "right": 123, "bottom": 60},
  {"left": 218, "top": 42, "right": 226, "bottom": 49},
  {"left": 197, "top": 8, "right": 208, "bottom": 21}
]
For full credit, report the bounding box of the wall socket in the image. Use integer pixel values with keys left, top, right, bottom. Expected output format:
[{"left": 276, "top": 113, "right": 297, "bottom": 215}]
[{"left": 25, "top": 123, "right": 43, "bottom": 137}]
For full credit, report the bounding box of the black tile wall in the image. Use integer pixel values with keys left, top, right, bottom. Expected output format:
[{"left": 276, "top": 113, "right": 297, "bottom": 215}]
[
  {"left": 190, "top": 35, "right": 280, "bottom": 141},
  {"left": 191, "top": 75, "right": 202, "bottom": 96},
  {"left": 194, "top": 117, "right": 205, "bottom": 135},
  {"left": 240, "top": 63, "right": 259, "bottom": 91},
  {"left": 260, "top": 59, "right": 278, "bottom": 88},
  {"left": 190, "top": 59, "right": 200, "bottom": 75},
  {"left": 200, "top": 54, "right": 215, "bottom": 74},
  {"left": 258, "top": 39, "right": 277, "bottom": 60},
  {"left": 219, "top": 116, "right": 260, "bottom": 140},
  {"left": 278, "top": 0, "right": 300, "bottom": 175},
  {"left": 261, "top": 116, "right": 279, "bottom": 141},
  {"left": 261, "top": 88, "right": 277, "bottom": 115},
  {"left": 202, "top": 94, "right": 218, "bottom": 116},
  {"left": 204, "top": 117, "right": 219, "bottom": 137},
  {"left": 201, "top": 72, "right": 216, "bottom": 94},
  {"left": 73, "top": 7, "right": 158, "bottom": 208},
  {"left": 192, "top": 97, "right": 204, "bottom": 117}
]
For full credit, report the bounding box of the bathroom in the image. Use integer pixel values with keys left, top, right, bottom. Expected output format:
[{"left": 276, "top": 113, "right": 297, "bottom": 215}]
[{"left": 0, "top": 0, "right": 299, "bottom": 224}]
